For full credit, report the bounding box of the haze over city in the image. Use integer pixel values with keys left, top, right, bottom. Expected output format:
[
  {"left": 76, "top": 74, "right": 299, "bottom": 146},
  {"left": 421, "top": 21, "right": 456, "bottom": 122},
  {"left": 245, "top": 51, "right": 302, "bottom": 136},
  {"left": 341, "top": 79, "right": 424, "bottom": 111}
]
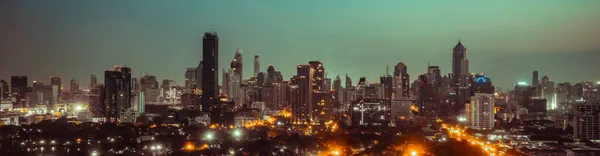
[{"left": 1, "top": 0, "right": 600, "bottom": 89}]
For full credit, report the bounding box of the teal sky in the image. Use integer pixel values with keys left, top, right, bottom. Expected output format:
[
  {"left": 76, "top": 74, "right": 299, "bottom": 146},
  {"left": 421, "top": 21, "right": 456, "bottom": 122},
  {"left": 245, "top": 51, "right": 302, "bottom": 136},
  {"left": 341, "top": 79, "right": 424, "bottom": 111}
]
[{"left": 1, "top": 0, "right": 599, "bottom": 89}]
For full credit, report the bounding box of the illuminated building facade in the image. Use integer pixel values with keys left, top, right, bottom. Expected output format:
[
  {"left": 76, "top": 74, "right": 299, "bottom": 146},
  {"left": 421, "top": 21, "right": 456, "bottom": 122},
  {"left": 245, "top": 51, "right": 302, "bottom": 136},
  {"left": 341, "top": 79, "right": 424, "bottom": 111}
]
[
  {"left": 393, "top": 62, "right": 410, "bottom": 98},
  {"left": 11, "top": 76, "right": 28, "bottom": 108},
  {"left": 350, "top": 100, "right": 390, "bottom": 126},
  {"left": 468, "top": 93, "right": 494, "bottom": 130},
  {"left": 185, "top": 67, "right": 197, "bottom": 93},
  {"left": 451, "top": 40, "right": 471, "bottom": 112},
  {"left": 291, "top": 65, "right": 313, "bottom": 124}
]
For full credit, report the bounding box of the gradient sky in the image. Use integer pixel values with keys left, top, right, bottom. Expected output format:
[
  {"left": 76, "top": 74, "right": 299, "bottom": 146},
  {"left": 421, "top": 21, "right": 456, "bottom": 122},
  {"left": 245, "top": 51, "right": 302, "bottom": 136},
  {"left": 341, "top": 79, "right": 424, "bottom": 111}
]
[{"left": 1, "top": 0, "right": 599, "bottom": 90}]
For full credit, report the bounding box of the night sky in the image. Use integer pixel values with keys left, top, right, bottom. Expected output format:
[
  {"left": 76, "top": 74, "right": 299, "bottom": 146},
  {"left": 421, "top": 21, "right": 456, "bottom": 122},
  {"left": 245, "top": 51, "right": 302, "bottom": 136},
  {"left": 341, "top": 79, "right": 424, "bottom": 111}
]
[{"left": 1, "top": 0, "right": 599, "bottom": 90}]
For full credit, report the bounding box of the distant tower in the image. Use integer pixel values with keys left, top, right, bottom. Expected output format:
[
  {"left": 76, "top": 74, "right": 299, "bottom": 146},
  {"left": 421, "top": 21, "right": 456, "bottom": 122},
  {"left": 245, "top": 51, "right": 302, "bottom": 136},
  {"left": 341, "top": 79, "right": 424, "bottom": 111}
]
[
  {"left": 292, "top": 65, "right": 313, "bottom": 123},
  {"left": 201, "top": 32, "right": 219, "bottom": 112},
  {"left": 532, "top": 71, "right": 539, "bottom": 87},
  {"left": 393, "top": 62, "right": 410, "bottom": 98},
  {"left": 90, "top": 74, "right": 97, "bottom": 88},
  {"left": 254, "top": 55, "right": 260, "bottom": 76},
  {"left": 70, "top": 78, "right": 79, "bottom": 94},
  {"left": 230, "top": 49, "right": 243, "bottom": 81},
  {"left": 50, "top": 76, "right": 62, "bottom": 98},
  {"left": 309, "top": 61, "right": 325, "bottom": 91}
]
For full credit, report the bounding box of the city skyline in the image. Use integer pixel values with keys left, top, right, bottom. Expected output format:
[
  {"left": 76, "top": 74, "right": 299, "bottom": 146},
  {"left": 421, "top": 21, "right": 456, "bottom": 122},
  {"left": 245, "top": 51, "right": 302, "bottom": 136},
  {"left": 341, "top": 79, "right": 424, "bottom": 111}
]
[{"left": 2, "top": 0, "right": 600, "bottom": 89}]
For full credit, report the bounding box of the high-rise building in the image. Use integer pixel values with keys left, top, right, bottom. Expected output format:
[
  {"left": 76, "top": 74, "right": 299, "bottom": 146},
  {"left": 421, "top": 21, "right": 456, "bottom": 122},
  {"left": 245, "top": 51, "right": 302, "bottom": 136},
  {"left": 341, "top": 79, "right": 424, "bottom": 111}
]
[
  {"left": 393, "top": 62, "right": 410, "bottom": 99},
  {"left": 345, "top": 74, "right": 352, "bottom": 88},
  {"left": 451, "top": 40, "right": 471, "bottom": 114},
  {"left": 185, "top": 67, "right": 197, "bottom": 93},
  {"left": 573, "top": 103, "right": 600, "bottom": 140},
  {"left": 70, "top": 78, "right": 79, "bottom": 94},
  {"left": 291, "top": 65, "right": 313, "bottom": 124},
  {"left": 472, "top": 74, "right": 494, "bottom": 94},
  {"left": 333, "top": 75, "right": 343, "bottom": 103},
  {"left": 556, "top": 82, "right": 571, "bottom": 111},
  {"left": 162, "top": 79, "right": 173, "bottom": 99},
  {"left": 230, "top": 49, "right": 243, "bottom": 82},
  {"left": 254, "top": 55, "right": 260, "bottom": 76},
  {"left": 532, "top": 71, "right": 539, "bottom": 87},
  {"left": 380, "top": 75, "right": 393, "bottom": 100},
  {"left": 50, "top": 76, "right": 62, "bottom": 98},
  {"left": 89, "top": 84, "right": 104, "bottom": 117},
  {"left": 135, "top": 92, "right": 145, "bottom": 113},
  {"left": 229, "top": 71, "right": 243, "bottom": 108},
  {"left": 1, "top": 80, "right": 8, "bottom": 100},
  {"left": 103, "top": 66, "right": 132, "bottom": 121},
  {"left": 90, "top": 74, "right": 97, "bottom": 88},
  {"left": 222, "top": 69, "right": 230, "bottom": 97},
  {"left": 467, "top": 93, "right": 495, "bottom": 130},
  {"left": 540, "top": 75, "right": 556, "bottom": 109},
  {"left": 309, "top": 61, "right": 325, "bottom": 91},
  {"left": 324, "top": 77, "right": 332, "bottom": 92},
  {"left": 196, "top": 61, "right": 203, "bottom": 89},
  {"left": 11, "top": 76, "right": 28, "bottom": 108},
  {"left": 201, "top": 32, "right": 219, "bottom": 112},
  {"left": 391, "top": 97, "right": 412, "bottom": 121},
  {"left": 131, "top": 77, "right": 139, "bottom": 92}
]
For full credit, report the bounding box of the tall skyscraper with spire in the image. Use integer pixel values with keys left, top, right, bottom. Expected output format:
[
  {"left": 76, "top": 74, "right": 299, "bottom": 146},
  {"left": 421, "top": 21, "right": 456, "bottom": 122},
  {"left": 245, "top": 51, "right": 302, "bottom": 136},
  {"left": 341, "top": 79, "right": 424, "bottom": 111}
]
[
  {"left": 451, "top": 40, "right": 471, "bottom": 110},
  {"left": 201, "top": 32, "right": 219, "bottom": 112}
]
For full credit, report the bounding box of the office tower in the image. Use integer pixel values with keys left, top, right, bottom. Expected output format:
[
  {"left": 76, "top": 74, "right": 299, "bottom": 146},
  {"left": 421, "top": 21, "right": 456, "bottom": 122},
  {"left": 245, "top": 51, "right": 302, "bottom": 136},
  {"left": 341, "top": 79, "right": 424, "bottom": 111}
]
[
  {"left": 230, "top": 49, "right": 243, "bottom": 82},
  {"left": 90, "top": 74, "right": 97, "bottom": 88},
  {"left": 532, "top": 71, "right": 539, "bottom": 87},
  {"left": 427, "top": 65, "right": 442, "bottom": 93},
  {"left": 333, "top": 75, "right": 343, "bottom": 103},
  {"left": 467, "top": 93, "right": 495, "bottom": 130},
  {"left": 89, "top": 84, "right": 104, "bottom": 117},
  {"left": 229, "top": 72, "right": 243, "bottom": 107},
  {"left": 201, "top": 32, "right": 219, "bottom": 112},
  {"left": 393, "top": 62, "right": 410, "bottom": 98},
  {"left": 324, "top": 77, "right": 332, "bottom": 92},
  {"left": 391, "top": 97, "right": 412, "bottom": 121},
  {"left": 418, "top": 75, "right": 438, "bottom": 118},
  {"left": 140, "top": 74, "right": 159, "bottom": 102},
  {"left": 573, "top": 103, "right": 600, "bottom": 140},
  {"left": 131, "top": 77, "right": 139, "bottom": 92},
  {"left": 540, "top": 75, "right": 556, "bottom": 109},
  {"left": 134, "top": 92, "right": 145, "bottom": 113},
  {"left": 11, "top": 76, "right": 28, "bottom": 107},
  {"left": 50, "top": 76, "right": 62, "bottom": 97},
  {"left": 309, "top": 61, "right": 325, "bottom": 91},
  {"left": 350, "top": 100, "right": 390, "bottom": 126},
  {"left": 162, "top": 79, "right": 173, "bottom": 99},
  {"left": 196, "top": 61, "right": 203, "bottom": 89},
  {"left": 39, "top": 85, "right": 58, "bottom": 106},
  {"left": 380, "top": 75, "right": 393, "bottom": 100},
  {"left": 185, "top": 67, "right": 197, "bottom": 93},
  {"left": 1, "top": 80, "right": 8, "bottom": 100},
  {"left": 257, "top": 72, "right": 266, "bottom": 86},
  {"left": 222, "top": 69, "right": 230, "bottom": 97},
  {"left": 556, "top": 82, "right": 571, "bottom": 111},
  {"left": 291, "top": 65, "right": 313, "bottom": 124},
  {"left": 70, "top": 78, "right": 79, "bottom": 94},
  {"left": 451, "top": 41, "right": 471, "bottom": 117},
  {"left": 266, "top": 65, "right": 283, "bottom": 84},
  {"left": 103, "top": 66, "right": 132, "bottom": 120},
  {"left": 345, "top": 74, "right": 352, "bottom": 88},
  {"left": 472, "top": 74, "right": 495, "bottom": 94},
  {"left": 254, "top": 55, "right": 260, "bottom": 76}
]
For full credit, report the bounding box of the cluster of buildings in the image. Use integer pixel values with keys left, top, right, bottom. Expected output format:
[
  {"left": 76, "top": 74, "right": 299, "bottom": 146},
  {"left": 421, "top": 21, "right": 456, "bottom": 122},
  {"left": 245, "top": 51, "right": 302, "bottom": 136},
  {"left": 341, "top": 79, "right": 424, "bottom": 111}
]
[{"left": 2, "top": 32, "right": 600, "bottom": 146}]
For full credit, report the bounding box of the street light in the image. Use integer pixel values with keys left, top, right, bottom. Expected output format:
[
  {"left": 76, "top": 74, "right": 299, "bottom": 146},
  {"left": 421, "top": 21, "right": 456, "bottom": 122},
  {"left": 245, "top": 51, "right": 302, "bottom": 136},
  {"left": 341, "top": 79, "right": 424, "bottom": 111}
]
[
  {"left": 205, "top": 131, "right": 214, "bottom": 141},
  {"left": 233, "top": 129, "right": 242, "bottom": 138},
  {"left": 411, "top": 151, "right": 418, "bottom": 156}
]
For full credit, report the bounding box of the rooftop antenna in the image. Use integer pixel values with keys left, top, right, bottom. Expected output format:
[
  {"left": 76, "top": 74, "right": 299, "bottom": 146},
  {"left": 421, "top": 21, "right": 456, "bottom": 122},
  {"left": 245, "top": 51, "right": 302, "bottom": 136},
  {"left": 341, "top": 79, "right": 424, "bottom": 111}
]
[{"left": 386, "top": 64, "right": 389, "bottom": 76}]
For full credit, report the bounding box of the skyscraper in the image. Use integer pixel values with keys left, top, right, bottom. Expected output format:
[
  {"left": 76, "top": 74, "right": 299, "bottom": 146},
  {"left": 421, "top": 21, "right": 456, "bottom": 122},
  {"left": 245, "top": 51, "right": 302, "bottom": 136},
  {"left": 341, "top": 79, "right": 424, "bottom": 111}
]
[
  {"left": 201, "top": 32, "right": 219, "bottom": 112},
  {"left": 70, "top": 78, "right": 79, "bottom": 94},
  {"left": 467, "top": 93, "right": 495, "bottom": 130},
  {"left": 90, "top": 74, "right": 97, "bottom": 88},
  {"left": 185, "top": 67, "right": 197, "bottom": 93},
  {"left": 309, "top": 61, "right": 325, "bottom": 91},
  {"left": 50, "top": 76, "right": 62, "bottom": 98},
  {"left": 292, "top": 65, "right": 313, "bottom": 124},
  {"left": 230, "top": 49, "right": 243, "bottom": 81},
  {"left": 393, "top": 62, "right": 410, "bottom": 98},
  {"left": 451, "top": 40, "right": 471, "bottom": 111},
  {"left": 229, "top": 71, "right": 243, "bottom": 108},
  {"left": 222, "top": 69, "right": 230, "bottom": 97},
  {"left": 333, "top": 75, "right": 344, "bottom": 103},
  {"left": 103, "top": 66, "right": 132, "bottom": 121},
  {"left": 196, "top": 61, "right": 203, "bottom": 89},
  {"left": 532, "top": 71, "right": 539, "bottom": 87},
  {"left": 254, "top": 55, "right": 260, "bottom": 76},
  {"left": 11, "top": 76, "right": 27, "bottom": 108},
  {"left": 540, "top": 75, "right": 556, "bottom": 109},
  {"left": 0, "top": 80, "right": 8, "bottom": 100}
]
